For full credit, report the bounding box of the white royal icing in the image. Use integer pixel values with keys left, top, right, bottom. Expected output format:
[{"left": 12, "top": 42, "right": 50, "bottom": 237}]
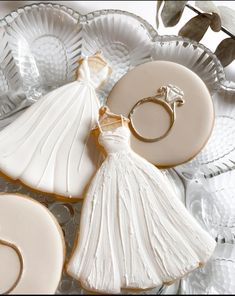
[
  {"left": 0, "top": 58, "right": 110, "bottom": 198},
  {"left": 67, "top": 125, "right": 216, "bottom": 294}
]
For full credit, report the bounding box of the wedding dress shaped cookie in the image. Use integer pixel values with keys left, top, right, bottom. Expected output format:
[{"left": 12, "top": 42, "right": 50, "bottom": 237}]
[
  {"left": 0, "top": 193, "right": 65, "bottom": 294},
  {"left": 0, "top": 53, "right": 111, "bottom": 199},
  {"left": 66, "top": 107, "right": 216, "bottom": 294}
]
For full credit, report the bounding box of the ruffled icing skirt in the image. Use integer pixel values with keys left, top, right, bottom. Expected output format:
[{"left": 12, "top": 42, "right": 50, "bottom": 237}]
[{"left": 67, "top": 150, "right": 216, "bottom": 294}]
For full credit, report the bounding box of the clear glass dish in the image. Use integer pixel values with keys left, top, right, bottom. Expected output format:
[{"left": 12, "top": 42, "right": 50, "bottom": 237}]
[
  {"left": 177, "top": 88, "right": 235, "bottom": 179},
  {"left": 151, "top": 35, "right": 224, "bottom": 95},
  {"left": 181, "top": 243, "right": 235, "bottom": 294},
  {"left": 0, "top": 2, "right": 156, "bottom": 122}
]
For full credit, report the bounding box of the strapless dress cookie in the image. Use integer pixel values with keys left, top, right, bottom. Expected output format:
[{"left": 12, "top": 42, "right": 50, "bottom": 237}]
[{"left": 0, "top": 194, "right": 65, "bottom": 294}]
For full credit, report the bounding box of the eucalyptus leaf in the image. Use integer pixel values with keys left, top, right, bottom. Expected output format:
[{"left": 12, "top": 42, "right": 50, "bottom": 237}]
[
  {"left": 156, "top": 1, "right": 163, "bottom": 29},
  {"left": 214, "top": 38, "right": 235, "bottom": 67},
  {"left": 161, "top": 1, "right": 187, "bottom": 27},
  {"left": 195, "top": 1, "right": 220, "bottom": 15},
  {"left": 210, "top": 13, "right": 221, "bottom": 32},
  {"left": 179, "top": 13, "right": 211, "bottom": 42},
  {"left": 218, "top": 6, "right": 235, "bottom": 36}
]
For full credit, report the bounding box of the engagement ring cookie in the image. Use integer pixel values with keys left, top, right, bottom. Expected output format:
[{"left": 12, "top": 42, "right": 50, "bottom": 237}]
[{"left": 107, "top": 61, "right": 214, "bottom": 167}]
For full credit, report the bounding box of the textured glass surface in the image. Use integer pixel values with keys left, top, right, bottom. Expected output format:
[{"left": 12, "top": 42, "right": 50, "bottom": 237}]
[
  {"left": 0, "top": 27, "right": 28, "bottom": 120},
  {"left": 3, "top": 3, "right": 82, "bottom": 102},
  {"left": 81, "top": 11, "right": 153, "bottom": 103},
  {"left": 152, "top": 35, "right": 223, "bottom": 95},
  {"left": 201, "top": 171, "right": 235, "bottom": 244},
  {"left": 0, "top": 3, "right": 227, "bottom": 124},
  {"left": 181, "top": 170, "right": 235, "bottom": 294},
  {"left": 182, "top": 244, "right": 235, "bottom": 294},
  {"left": 0, "top": 3, "right": 157, "bottom": 121},
  {"left": 177, "top": 88, "right": 235, "bottom": 179}
]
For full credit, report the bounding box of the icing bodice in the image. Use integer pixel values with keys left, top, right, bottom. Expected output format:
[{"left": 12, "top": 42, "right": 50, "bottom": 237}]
[
  {"left": 98, "top": 126, "right": 131, "bottom": 154},
  {"left": 77, "top": 57, "right": 110, "bottom": 89}
]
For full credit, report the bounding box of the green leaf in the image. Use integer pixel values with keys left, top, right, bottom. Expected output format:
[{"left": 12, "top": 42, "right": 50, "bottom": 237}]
[
  {"left": 214, "top": 38, "right": 235, "bottom": 67},
  {"left": 161, "top": 1, "right": 187, "bottom": 27},
  {"left": 210, "top": 13, "right": 221, "bottom": 32},
  {"left": 178, "top": 13, "right": 211, "bottom": 42},
  {"left": 156, "top": 1, "right": 164, "bottom": 29}
]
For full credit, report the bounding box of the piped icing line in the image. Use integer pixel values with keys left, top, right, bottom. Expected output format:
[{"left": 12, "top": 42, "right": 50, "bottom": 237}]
[
  {"left": 67, "top": 124, "right": 216, "bottom": 293},
  {"left": 0, "top": 193, "right": 65, "bottom": 294},
  {"left": 0, "top": 239, "right": 23, "bottom": 294},
  {"left": 0, "top": 55, "right": 110, "bottom": 198}
]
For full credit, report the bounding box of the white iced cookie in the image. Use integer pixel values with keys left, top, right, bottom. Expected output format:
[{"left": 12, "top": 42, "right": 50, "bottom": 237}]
[
  {"left": 0, "top": 194, "right": 65, "bottom": 294},
  {"left": 67, "top": 112, "right": 216, "bottom": 294},
  {"left": 0, "top": 54, "right": 111, "bottom": 200}
]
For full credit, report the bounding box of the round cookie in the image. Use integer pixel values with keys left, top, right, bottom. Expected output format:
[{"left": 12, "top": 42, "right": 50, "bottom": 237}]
[
  {"left": 107, "top": 61, "right": 214, "bottom": 167},
  {"left": 0, "top": 194, "right": 65, "bottom": 294}
]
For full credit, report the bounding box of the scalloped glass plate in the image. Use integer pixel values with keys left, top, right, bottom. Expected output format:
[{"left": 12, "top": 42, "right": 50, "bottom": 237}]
[
  {"left": 181, "top": 243, "right": 235, "bottom": 294},
  {"left": 81, "top": 10, "right": 154, "bottom": 102},
  {"left": 182, "top": 175, "right": 235, "bottom": 294},
  {"left": 151, "top": 35, "right": 223, "bottom": 95},
  {"left": 201, "top": 170, "right": 235, "bottom": 244},
  {"left": 2, "top": 3, "right": 83, "bottom": 101},
  {"left": 0, "top": 3, "right": 156, "bottom": 123},
  {"left": 0, "top": 27, "right": 29, "bottom": 119},
  {"left": 177, "top": 88, "right": 235, "bottom": 179},
  {"left": 185, "top": 171, "right": 235, "bottom": 244}
]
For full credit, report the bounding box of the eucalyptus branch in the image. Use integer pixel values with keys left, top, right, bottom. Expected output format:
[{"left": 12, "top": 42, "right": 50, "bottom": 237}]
[{"left": 186, "top": 3, "right": 235, "bottom": 39}]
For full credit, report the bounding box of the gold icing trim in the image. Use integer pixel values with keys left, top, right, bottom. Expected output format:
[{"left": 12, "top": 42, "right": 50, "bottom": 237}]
[
  {"left": 0, "top": 193, "right": 66, "bottom": 293},
  {"left": 0, "top": 239, "right": 23, "bottom": 294},
  {"left": 128, "top": 84, "right": 185, "bottom": 142}
]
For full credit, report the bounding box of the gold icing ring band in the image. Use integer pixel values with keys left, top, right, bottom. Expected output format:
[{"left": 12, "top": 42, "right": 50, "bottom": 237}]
[
  {"left": 0, "top": 239, "right": 24, "bottom": 294},
  {"left": 128, "top": 84, "right": 185, "bottom": 143}
]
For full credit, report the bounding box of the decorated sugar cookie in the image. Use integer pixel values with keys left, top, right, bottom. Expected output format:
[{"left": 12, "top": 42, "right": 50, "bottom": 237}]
[
  {"left": 0, "top": 53, "right": 111, "bottom": 199},
  {"left": 67, "top": 106, "right": 216, "bottom": 294},
  {"left": 0, "top": 194, "right": 65, "bottom": 294},
  {"left": 107, "top": 60, "right": 214, "bottom": 167}
]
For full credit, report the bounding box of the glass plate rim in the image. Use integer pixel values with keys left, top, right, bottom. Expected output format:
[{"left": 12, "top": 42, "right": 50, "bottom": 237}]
[
  {"left": 0, "top": 2, "right": 81, "bottom": 26},
  {"left": 153, "top": 34, "right": 235, "bottom": 94},
  {"left": 0, "top": 1, "right": 233, "bottom": 94},
  {"left": 0, "top": 1, "right": 158, "bottom": 40}
]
